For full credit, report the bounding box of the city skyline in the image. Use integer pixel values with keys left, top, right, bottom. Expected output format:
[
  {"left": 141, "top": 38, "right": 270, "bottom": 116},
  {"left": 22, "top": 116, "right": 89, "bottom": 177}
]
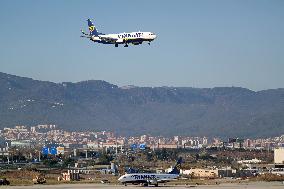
[{"left": 2, "top": 124, "right": 284, "bottom": 150}]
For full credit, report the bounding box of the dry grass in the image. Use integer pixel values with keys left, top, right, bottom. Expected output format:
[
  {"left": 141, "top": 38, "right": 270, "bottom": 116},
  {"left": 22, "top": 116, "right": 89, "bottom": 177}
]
[{"left": 251, "top": 173, "right": 284, "bottom": 182}]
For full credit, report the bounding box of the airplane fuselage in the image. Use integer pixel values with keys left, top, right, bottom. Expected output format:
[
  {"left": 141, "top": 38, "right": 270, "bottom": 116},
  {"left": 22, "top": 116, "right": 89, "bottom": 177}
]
[
  {"left": 118, "top": 173, "right": 178, "bottom": 186},
  {"left": 91, "top": 32, "right": 156, "bottom": 45}
]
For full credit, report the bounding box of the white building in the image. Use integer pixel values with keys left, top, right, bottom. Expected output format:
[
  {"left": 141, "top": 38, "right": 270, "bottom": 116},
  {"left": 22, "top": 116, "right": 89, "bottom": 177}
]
[
  {"left": 274, "top": 147, "right": 284, "bottom": 164},
  {"left": 237, "top": 158, "right": 262, "bottom": 164}
]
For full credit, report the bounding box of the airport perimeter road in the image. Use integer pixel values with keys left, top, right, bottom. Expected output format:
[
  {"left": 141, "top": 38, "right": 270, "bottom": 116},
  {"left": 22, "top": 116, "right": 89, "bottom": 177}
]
[{"left": 6, "top": 182, "right": 284, "bottom": 189}]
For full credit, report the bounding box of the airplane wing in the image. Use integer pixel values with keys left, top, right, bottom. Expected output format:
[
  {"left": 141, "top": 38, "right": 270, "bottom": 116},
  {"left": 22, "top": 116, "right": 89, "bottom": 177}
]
[
  {"left": 99, "top": 36, "right": 118, "bottom": 43},
  {"left": 80, "top": 35, "right": 91, "bottom": 38}
]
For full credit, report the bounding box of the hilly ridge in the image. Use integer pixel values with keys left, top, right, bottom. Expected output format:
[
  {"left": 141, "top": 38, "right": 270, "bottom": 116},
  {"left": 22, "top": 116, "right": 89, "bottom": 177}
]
[{"left": 1, "top": 72, "right": 284, "bottom": 138}]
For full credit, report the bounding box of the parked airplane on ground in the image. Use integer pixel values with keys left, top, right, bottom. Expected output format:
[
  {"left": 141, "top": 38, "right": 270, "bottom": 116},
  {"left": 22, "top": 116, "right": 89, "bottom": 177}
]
[
  {"left": 80, "top": 19, "right": 157, "bottom": 47},
  {"left": 118, "top": 157, "right": 182, "bottom": 187}
]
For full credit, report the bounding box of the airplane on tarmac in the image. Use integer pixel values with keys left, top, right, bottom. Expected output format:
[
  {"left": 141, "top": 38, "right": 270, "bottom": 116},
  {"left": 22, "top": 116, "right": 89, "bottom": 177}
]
[
  {"left": 118, "top": 157, "right": 182, "bottom": 187},
  {"left": 80, "top": 19, "right": 157, "bottom": 47}
]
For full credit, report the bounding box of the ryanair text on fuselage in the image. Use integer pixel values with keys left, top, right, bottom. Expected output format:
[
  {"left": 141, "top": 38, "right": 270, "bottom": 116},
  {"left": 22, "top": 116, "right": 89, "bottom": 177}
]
[{"left": 131, "top": 174, "right": 157, "bottom": 180}]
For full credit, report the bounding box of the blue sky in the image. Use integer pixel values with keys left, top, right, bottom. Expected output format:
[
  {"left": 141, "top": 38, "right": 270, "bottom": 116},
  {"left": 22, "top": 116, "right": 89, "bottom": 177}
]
[{"left": 0, "top": 0, "right": 283, "bottom": 91}]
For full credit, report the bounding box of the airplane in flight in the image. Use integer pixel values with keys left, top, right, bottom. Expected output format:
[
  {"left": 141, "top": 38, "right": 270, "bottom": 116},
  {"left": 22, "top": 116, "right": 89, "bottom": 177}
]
[
  {"left": 80, "top": 19, "right": 157, "bottom": 47},
  {"left": 118, "top": 157, "right": 182, "bottom": 187}
]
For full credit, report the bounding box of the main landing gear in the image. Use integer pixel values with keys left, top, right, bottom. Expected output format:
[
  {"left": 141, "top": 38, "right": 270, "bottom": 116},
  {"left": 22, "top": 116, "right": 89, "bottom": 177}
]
[
  {"left": 124, "top": 43, "right": 129, "bottom": 47},
  {"left": 115, "top": 44, "right": 118, "bottom": 47}
]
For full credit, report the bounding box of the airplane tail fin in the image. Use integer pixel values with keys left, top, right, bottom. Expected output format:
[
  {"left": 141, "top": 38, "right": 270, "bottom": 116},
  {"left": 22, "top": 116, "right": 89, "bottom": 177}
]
[
  {"left": 168, "top": 157, "right": 182, "bottom": 174},
  {"left": 87, "top": 19, "right": 99, "bottom": 36}
]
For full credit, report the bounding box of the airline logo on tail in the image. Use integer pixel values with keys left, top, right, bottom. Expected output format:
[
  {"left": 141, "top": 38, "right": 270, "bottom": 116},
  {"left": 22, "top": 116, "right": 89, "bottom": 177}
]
[{"left": 89, "top": 25, "right": 95, "bottom": 32}]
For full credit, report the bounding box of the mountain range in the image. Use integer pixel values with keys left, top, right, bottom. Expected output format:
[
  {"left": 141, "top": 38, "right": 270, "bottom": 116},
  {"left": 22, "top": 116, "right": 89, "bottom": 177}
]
[{"left": 0, "top": 72, "right": 284, "bottom": 138}]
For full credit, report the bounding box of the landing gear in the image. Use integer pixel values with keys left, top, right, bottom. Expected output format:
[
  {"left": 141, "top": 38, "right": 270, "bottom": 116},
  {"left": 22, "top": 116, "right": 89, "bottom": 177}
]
[
  {"left": 143, "top": 183, "right": 148, "bottom": 186},
  {"left": 124, "top": 43, "right": 129, "bottom": 47},
  {"left": 148, "top": 42, "right": 151, "bottom": 45},
  {"left": 115, "top": 44, "right": 118, "bottom": 47}
]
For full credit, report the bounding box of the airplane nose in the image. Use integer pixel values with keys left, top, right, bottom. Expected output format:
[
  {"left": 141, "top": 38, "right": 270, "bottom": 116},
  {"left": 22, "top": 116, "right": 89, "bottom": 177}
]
[{"left": 153, "top": 35, "right": 157, "bottom": 39}]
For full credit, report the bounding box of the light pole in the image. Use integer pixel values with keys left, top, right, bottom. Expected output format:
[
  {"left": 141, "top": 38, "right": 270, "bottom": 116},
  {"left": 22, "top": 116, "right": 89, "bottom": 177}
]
[
  {"left": 5, "top": 142, "right": 9, "bottom": 164},
  {"left": 38, "top": 150, "right": 41, "bottom": 162}
]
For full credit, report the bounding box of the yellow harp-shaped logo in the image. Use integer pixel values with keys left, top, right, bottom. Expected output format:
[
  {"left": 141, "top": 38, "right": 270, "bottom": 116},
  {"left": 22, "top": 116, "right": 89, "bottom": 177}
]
[{"left": 89, "top": 26, "right": 95, "bottom": 32}]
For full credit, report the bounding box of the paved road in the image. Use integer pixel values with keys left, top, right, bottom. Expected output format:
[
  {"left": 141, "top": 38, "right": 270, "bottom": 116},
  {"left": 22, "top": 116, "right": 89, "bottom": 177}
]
[{"left": 5, "top": 182, "right": 284, "bottom": 189}]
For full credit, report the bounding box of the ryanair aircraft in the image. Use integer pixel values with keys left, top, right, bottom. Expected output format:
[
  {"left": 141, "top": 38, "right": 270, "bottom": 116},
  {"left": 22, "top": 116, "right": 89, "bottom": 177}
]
[
  {"left": 118, "top": 157, "right": 182, "bottom": 187},
  {"left": 81, "top": 19, "right": 157, "bottom": 47}
]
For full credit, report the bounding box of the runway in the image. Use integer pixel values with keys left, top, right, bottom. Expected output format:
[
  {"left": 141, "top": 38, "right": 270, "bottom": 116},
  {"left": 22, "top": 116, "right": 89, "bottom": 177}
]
[{"left": 6, "top": 182, "right": 284, "bottom": 189}]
